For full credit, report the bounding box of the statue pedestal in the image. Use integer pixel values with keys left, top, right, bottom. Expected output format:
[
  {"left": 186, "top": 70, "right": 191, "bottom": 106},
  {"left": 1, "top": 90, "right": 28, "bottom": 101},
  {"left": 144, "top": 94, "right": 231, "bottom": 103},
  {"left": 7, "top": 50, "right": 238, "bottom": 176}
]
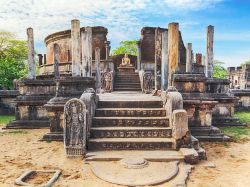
[{"left": 118, "top": 66, "right": 135, "bottom": 73}]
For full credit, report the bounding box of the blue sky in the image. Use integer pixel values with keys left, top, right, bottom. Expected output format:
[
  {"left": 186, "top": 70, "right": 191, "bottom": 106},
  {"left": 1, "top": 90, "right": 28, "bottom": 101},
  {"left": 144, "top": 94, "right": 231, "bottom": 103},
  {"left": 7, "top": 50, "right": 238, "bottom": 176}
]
[{"left": 0, "top": 0, "right": 250, "bottom": 67}]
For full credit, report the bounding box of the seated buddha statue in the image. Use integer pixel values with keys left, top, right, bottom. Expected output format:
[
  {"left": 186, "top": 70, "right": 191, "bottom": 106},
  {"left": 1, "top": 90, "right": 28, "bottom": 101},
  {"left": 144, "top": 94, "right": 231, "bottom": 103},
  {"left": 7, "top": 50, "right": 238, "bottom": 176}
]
[{"left": 121, "top": 54, "right": 132, "bottom": 67}]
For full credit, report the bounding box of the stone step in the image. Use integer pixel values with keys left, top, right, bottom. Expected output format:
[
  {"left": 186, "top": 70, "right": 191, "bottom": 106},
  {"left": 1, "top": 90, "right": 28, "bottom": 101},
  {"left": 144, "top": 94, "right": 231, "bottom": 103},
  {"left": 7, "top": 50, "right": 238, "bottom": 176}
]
[
  {"left": 116, "top": 73, "right": 139, "bottom": 76},
  {"left": 114, "top": 83, "right": 141, "bottom": 86},
  {"left": 98, "top": 100, "right": 162, "bottom": 108},
  {"left": 87, "top": 138, "right": 175, "bottom": 151},
  {"left": 114, "top": 88, "right": 142, "bottom": 91},
  {"left": 90, "top": 127, "right": 172, "bottom": 138},
  {"left": 95, "top": 108, "right": 166, "bottom": 117},
  {"left": 92, "top": 117, "right": 169, "bottom": 127},
  {"left": 4, "top": 120, "right": 49, "bottom": 129},
  {"left": 114, "top": 86, "right": 141, "bottom": 89},
  {"left": 85, "top": 150, "right": 184, "bottom": 162}
]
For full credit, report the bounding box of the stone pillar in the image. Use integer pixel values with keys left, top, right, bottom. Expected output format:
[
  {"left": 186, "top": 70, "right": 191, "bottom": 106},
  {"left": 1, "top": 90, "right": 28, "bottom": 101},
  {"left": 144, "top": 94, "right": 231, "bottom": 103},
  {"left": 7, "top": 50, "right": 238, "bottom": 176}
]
[
  {"left": 155, "top": 28, "right": 162, "bottom": 90},
  {"left": 168, "top": 23, "right": 179, "bottom": 86},
  {"left": 206, "top": 25, "right": 214, "bottom": 78},
  {"left": 136, "top": 40, "right": 142, "bottom": 71},
  {"left": 95, "top": 47, "right": 101, "bottom": 92},
  {"left": 202, "top": 55, "right": 206, "bottom": 66},
  {"left": 67, "top": 50, "right": 71, "bottom": 62},
  {"left": 196, "top": 53, "right": 202, "bottom": 65},
  {"left": 44, "top": 54, "right": 46, "bottom": 64},
  {"left": 71, "top": 19, "right": 81, "bottom": 77},
  {"left": 161, "top": 31, "right": 168, "bottom": 90},
  {"left": 186, "top": 43, "right": 192, "bottom": 73},
  {"left": 38, "top": 54, "right": 43, "bottom": 66},
  {"left": 105, "top": 41, "right": 110, "bottom": 60},
  {"left": 27, "top": 27, "right": 36, "bottom": 79},
  {"left": 53, "top": 43, "right": 60, "bottom": 79},
  {"left": 81, "top": 27, "right": 92, "bottom": 77}
]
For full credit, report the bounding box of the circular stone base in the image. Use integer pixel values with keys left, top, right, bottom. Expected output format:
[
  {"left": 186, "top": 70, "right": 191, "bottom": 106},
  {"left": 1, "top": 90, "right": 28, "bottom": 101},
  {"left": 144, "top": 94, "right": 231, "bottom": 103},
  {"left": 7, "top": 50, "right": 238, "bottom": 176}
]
[
  {"left": 90, "top": 160, "right": 179, "bottom": 186},
  {"left": 120, "top": 157, "right": 148, "bottom": 169}
]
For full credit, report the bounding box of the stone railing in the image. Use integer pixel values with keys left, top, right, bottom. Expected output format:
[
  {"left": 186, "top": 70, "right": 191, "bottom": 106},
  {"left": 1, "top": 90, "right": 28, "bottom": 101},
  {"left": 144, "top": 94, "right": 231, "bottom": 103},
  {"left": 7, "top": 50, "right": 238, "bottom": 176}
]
[
  {"left": 161, "top": 87, "right": 191, "bottom": 149},
  {"left": 39, "top": 59, "right": 113, "bottom": 76}
]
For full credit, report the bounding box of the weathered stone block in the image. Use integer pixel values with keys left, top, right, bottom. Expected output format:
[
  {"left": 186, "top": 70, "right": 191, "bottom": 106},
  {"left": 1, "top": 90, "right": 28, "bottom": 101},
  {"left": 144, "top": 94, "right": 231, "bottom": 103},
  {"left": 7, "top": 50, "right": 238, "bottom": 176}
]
[{"left": 64, "top": 98, "right": 87, "bottom": 157}]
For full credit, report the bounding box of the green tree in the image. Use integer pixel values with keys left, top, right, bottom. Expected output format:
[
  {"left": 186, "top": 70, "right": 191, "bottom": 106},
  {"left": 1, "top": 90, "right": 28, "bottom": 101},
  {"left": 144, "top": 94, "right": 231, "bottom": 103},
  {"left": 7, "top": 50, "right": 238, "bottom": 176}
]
[
  {"left": 240, "top": 60, "right": 250, "bottom": 66},
  {"left": 213, "top": 60, "right": 228, "bottom": 79},
  {"left": 0, "top": 32, "right": 28, "bottom": 89},
  {"left": 112, "top": 40, "right": 138, "bottom": 56}
]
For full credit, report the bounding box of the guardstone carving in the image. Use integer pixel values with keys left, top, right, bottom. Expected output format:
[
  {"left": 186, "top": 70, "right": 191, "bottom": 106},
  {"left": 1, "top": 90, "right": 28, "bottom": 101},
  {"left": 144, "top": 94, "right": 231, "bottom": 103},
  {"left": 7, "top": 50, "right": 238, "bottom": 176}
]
[
  {"left": 143, "top": 72, "right": 153, "bottom": 94},
  {"left": 101, "top": 71, "right": 113, "bottom": 92},
  {"left": 64, "top": 98, "right": 87, "bottom": 157}
]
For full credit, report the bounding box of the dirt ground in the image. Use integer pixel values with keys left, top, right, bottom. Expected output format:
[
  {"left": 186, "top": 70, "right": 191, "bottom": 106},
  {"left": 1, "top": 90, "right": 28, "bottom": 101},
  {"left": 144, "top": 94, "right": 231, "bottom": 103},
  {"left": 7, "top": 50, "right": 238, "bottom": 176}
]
[{"left": 0, "top": 129, "right": 249, "bottom": 187}]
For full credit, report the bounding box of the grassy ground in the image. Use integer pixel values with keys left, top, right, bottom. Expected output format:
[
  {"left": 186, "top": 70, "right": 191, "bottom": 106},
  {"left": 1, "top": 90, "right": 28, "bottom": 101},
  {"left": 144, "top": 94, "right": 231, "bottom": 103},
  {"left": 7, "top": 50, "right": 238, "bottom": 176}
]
[
  {"left": 0, "top": 115, "right": 15, "bottom": 126},
  {"left": 0, "top": 115, "right": 28, "bottom": 135},
  {"left": 234, "top": 112, "right": 250, "bottom": 125},
  {"left": 221, "top": 112, "right": 250, "bottom": 142}
]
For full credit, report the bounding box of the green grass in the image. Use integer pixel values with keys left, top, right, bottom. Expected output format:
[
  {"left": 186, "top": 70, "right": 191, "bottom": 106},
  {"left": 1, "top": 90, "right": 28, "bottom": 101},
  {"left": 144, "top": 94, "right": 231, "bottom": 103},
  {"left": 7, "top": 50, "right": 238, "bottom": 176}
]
[
  {"left": 234, "top": 112, "right": 250, "bottom": 125},
  {"left": 221, "top": 126, "right": 250, "bottom": 142},
  {"left": 0, "top": 130, "right": 28, "bottom": 136},
  {"left": 0, "top": 115, "right": 15, "bottom": 126}
]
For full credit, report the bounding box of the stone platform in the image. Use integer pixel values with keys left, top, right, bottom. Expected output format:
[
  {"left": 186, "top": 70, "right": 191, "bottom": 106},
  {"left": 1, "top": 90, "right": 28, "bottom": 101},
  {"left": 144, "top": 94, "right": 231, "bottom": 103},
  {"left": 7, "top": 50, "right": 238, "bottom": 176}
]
[{"left": 117, "top": 66, "right": 135, "bottom": 73}]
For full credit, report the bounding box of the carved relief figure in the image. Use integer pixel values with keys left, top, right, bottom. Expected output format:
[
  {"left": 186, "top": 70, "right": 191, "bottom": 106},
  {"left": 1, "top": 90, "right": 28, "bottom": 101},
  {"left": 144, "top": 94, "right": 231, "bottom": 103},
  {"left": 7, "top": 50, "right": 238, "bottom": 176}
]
[
  {"left": 101, "top": 71, "right": 113, "bottom": 92},
  {"left": 143, "top": 72, "right": 153, "bottom": 94},
  {"left": 64, "top": 98, "right": 86, "bottom": 156}
]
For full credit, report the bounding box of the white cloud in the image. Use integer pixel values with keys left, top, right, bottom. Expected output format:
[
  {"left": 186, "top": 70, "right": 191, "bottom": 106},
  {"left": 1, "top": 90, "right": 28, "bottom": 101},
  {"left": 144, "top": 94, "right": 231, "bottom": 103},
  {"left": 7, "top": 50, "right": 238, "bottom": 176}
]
[
  {"left": 164, "top": 0, "right": 224, "bottom": 10},
  {"left": 0, "top": 0, "right": 224, "bottom": 52}
]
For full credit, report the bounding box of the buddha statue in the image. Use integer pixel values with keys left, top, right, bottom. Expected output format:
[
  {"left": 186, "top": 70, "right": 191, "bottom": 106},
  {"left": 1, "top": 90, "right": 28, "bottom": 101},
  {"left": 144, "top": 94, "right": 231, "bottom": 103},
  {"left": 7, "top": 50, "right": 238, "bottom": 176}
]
[{"left": 121, "top": 54, "right": 132, "bottom": 67}]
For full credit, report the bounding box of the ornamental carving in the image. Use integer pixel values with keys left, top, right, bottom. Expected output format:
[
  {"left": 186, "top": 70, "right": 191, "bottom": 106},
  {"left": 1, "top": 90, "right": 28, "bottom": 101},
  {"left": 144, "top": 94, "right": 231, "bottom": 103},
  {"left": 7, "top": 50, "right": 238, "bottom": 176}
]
[
  {"left": 64, "top": 98, "right": 86, "bottom": 157},
  {"left": 101, "top": 71, "right": 113, "bottom": 92},
  {"left": 143, "top": 72, "right": 153, "bottom": 94}
]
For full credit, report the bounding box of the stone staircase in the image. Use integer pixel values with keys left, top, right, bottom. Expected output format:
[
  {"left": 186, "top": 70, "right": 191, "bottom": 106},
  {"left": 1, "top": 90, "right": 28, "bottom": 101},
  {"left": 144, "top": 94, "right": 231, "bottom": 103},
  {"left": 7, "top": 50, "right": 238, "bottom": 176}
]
[
  {"left": 114, "top": 72, "right": 141, "bottom": 91},
  {"left": 87, "top": 99, "right": 176, "bottom": 151}
]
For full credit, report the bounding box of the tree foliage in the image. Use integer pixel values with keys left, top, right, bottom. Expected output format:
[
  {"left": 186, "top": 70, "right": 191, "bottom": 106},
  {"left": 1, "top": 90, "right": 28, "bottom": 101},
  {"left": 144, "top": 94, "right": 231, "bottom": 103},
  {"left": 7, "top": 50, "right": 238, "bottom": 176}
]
[
  {"left": 0, "top": 32, "right": 28, "bottom": 89},
  {"left": 213, "top": 60, "right": 228, "bottom": 79},
  {"left": 240, "top": 60, "right": 250, "bottom": 66},
  {"left": 112, "top": 40, "right": 138, "bottom": 56}
]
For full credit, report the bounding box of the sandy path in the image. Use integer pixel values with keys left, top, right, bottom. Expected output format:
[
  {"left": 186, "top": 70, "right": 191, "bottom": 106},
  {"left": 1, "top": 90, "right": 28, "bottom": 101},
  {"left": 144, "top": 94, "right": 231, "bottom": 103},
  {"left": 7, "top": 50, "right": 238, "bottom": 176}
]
[{"left": 0, "top": 129, "right": 249, "bottom": 187}]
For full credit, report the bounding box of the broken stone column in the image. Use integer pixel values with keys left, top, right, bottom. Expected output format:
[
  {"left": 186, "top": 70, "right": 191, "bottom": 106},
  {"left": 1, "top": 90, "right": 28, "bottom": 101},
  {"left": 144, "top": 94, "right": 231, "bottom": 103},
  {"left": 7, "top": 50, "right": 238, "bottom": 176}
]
[
  {"left": 71, "top": 19, "right": 81, "bottom": 77},
  {"left": 161, "top": 31, "right": 168, "bottom": 90},
  {"left": 81, "top": 27, "right": 92, "bottom": 77},
  {"left": 186, "top": 43, "right": 192, "bottom": 73},
  {"left": 44, "top": 54, "right": 47, "bottom": 64},
  {"left": 155, "top": 28, "right": 162, "bottom": 90},
  {"left": 95, "top": 47, "right": 101, "bottom": 92},
  {"left": 105, "top": 41, "right": 110, "bottom": 60},
  {"left": 53, "top": 43, "right": 60, "bottom": 79},
  {"left": 196, "top": 53, "right": 202, "bottom": 65},
  {"left": 137, "top": 40, "right": 141, "bottom": 71},
  {"left": 168, "top": 23, "right": 179, "bottom": 86},
  {"left": 27, "top": 28, "right": 36, "bottom": 79},
  {"left": 206, "top": 25, "right": 214, "bottom": 78},
  {"left": 38, "top": 54, "right": 43, "bottom": 66}
]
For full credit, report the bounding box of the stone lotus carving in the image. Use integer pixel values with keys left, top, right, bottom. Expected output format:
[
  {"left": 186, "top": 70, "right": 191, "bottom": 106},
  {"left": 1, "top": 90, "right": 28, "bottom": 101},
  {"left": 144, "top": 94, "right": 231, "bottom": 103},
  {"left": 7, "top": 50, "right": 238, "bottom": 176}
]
[
  {"left": 64, "top": 98, "right": 87, "bottom": 157},
  {"left": 143, "top": 72, "right": 153, "bottom": 94},
  {"left": 101, "top": 71, "right": 113, "bottom": 93}
]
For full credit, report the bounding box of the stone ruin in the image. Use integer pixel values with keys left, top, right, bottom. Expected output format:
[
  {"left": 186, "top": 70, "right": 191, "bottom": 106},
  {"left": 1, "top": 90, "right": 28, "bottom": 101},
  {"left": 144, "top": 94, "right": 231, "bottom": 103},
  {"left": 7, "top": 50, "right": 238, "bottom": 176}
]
[
  {"left": 1, "top": 18, "right": 249, "bottom": 186},
  {"left": 4, "top": 19, "right": 243, "bottom": 143}
]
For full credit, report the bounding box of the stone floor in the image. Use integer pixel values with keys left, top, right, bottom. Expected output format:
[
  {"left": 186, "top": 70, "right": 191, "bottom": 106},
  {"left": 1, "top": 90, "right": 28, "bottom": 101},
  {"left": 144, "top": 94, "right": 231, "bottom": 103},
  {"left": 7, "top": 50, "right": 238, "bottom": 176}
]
[{"left": 98, "top": 91, "right": 161, "bottom": 101}]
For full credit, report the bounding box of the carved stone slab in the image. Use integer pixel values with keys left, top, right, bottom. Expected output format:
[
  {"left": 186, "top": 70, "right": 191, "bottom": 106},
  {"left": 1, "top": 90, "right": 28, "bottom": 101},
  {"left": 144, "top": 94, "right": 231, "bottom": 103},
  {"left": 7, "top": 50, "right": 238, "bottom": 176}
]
[
  {"left": 143, "top": 72, "right": 153, "bottom": 94},
  {"left": 64, "top": 98, "right": 87, "bottom": 157},
  {"left": 101, "top": 72, "right": 113, "bottom": 92},
  {"left": 172, "top": 109, "right": 189, "bottom": 140}
]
